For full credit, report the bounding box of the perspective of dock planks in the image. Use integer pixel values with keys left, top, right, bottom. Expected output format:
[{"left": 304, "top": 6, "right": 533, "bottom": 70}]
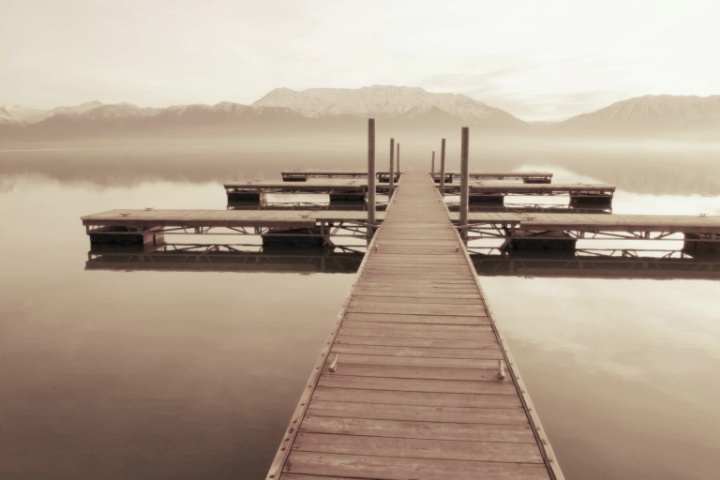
[{"left": 266, "top": 172, "right": 562, "bottom": 480}]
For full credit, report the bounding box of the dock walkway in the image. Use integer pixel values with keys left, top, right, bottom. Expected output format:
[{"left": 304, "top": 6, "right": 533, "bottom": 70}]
[{"left": 267, "top": 172, "right": 561, "bottom": 479}]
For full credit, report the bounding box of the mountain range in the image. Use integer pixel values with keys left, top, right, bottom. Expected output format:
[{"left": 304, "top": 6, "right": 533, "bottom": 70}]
[{"left": 1, "top": 86, "right": 718, "bottom": 139}]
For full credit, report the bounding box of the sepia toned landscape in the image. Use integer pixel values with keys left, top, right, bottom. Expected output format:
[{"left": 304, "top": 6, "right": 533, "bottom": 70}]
[{"left": 1, "top": 1, "right": 719, "bottom": 480}]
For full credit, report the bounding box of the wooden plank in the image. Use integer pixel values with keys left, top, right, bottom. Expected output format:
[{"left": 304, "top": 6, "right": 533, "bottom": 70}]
[
  {"left": 335, "top": 334, "right": 496, "bottom": 349},
  {"left": 343, "top": 312, "right": 489, "bottom": 325},
  {"left": 372, "top": 247, "right": 461, "bottom": 254},
  {"left": 351, "top": 289, "right": 482, "bottom": 299},
  {"left": 353, "top": 281, "right": 479, "bottom": 290},
  {"left": 318, "top": 375, "right": 515, "bottom": 395},
  {"left": 364, "top": 257, "right": 466, "bottom": 264},
  {"left": 349, "top": 294, "right": 481, "bottom": 305},
  {"left": 346, "top": 301, "right": 486, "bottom": 317},
  {"left": 283, "top": 451, "right": 550, "bottom": 479},
  {"left": 299, "top": 417, "right": 535, "bottom": 443},
  {"left": 326, "top": 363, "right": 506, "bottom": 382},
  {"left": 307, "top": 400, "right": 528, "bottom": 424},
  {"left": 352, "top": 281, "right": 480, "bottom": 290},
  {"left": 281, "top": 474, "right": 364, "bottom": 480},
  {"left": 312, "top": 387, "right": 523, "bottom": 409},
  {"left": 81, "top": 209, "right": 386, "bottom": 227},
  {"left": 331, "top": 344, "right": 503, "bottom": 360},
  {"left": 340, "top": 326, "right": 490, "bottom": 340},
  {"left": 292, "top": 432, "right": 543, "bottom": 463},
  {"left": 340, "top": 321, "right": 493, "bottom": 333},
  {"left": 360, "top": 271, "right": 472, "bottom": 279},
  {"left": 327, "top": 353, "right": 499, "bottom": 369}
]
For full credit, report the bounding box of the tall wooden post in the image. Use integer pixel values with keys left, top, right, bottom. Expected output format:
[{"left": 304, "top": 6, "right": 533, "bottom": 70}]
[
  {"left": 459, "top": 128, "right": 469, "bottom": 243},
  {"left": 396, "top": 143, "right": 400, "bottom": 174},
  {"left": 431, "top": 151, "right": 435, "bottom": 177},
  {"left": 367, "top": 119, "right": 376, "bottom": 240},
  {"left": 440, "top": 138, "right": 446, "bottom": 191},
  {"left": 389, "top": 138, "right": 395, "bottom": 191}
]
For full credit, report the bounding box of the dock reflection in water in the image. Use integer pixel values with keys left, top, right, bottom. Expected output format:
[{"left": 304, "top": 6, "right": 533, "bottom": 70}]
[
  {"left": 86, "top": 248, "right": 364, "bottom": 274},
  {"left": 85, "top": 245, "right": 720, "bottom": 280}
]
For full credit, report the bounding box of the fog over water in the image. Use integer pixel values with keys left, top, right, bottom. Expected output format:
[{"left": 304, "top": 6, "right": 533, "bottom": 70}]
[
  {"left": 1, "top": 134, "right": 719, "bottom": 196},
  {"left": 0, "top": 136, "right": 719, "bottom": 480}
]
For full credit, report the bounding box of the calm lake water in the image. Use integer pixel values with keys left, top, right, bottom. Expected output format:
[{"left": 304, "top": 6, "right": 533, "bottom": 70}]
[{"left": 1, "top": 136, "right": 719, "bottom": 479}]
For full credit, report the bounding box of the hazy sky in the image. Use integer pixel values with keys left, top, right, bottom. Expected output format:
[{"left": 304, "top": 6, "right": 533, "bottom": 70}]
[{"left": 1, "top": 0, "right": 718, "bottom": 120}]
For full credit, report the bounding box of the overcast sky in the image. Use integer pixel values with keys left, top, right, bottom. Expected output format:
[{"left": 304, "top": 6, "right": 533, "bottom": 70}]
[{"left": 1, "top": 0, "right": 718, "bottom": 120}]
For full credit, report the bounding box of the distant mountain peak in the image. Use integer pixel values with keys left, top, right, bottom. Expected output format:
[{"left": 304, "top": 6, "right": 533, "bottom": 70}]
[
  {"left": 252, "top": 85, "right": 523, "bottom": 126},
  {"left": 5, "top": 89, "right": 716, "bottom": 140},
  {"left": 49, "top": 100, "right": 107, "bottom": 118},
  {"left": 562, "top": 94, "right": 720, "bottom": 130}
]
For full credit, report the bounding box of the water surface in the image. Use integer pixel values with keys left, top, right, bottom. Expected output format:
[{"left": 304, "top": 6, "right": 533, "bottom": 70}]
[{"left": 1, "top": 138, "right": 718, "bottom": 479}]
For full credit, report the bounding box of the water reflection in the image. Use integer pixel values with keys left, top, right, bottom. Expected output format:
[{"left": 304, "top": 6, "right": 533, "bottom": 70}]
[
  {"left": 481, "top": 276, "right": 720, "bottom": 480},
  {"left": 86, "top": 249, "right": 363, "bottom": 274},
  {"left": 1, "top": 136, "right": 719, "bottom": 195},
  {"left": 1, "top": 140, "right": 719, "bottom": 480},
  {"left": 472, "top": 253, "right": 720, "bottom": 279},
  {"left": 84, "top": 247, "right": 720, "bottom": 280}
]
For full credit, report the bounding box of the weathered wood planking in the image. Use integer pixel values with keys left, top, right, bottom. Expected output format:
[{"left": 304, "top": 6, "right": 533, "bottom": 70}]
[
  {"left": 456, "top": 211, "right": 720, "bottom": 234},
  {"left": 267, "top": 172, "right": 563, "bottom": 480},
  {"left": 81, "top": 209, "right": 385, "bottom": 228}
]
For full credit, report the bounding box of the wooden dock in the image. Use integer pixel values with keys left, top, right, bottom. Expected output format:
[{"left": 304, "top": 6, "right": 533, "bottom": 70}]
[
  {"left": 442, "top": 182, "right": 616, "bottom": 208},
  {"left": 281, "top": 171, "right": 399, "bottom": 182},
  {"left": 81, "top": 209, "right": 383, "bottom": 229},
  {"left": 459, "top": 211, "right": 720, "bottom": 233},
  {"left": 224, "top": 179, "right": 395, "bottom": 204},
  {"left": 80, "top": 208, "right": 720, "bottom": 257},
  {"left": 437, "top": 172, "right": 553, "bottom": 184},
  {"left": 455, "top": 211, "right": 720, "bottom": 256},
  {"left": 282, "top": 170, "right": 551, "bottom": 184},
  {"left": 266, "top": 172, "right": 562, "bottom": 480},
  {"left": 81, "top": 210, "right": 387, "bottom": 250}
]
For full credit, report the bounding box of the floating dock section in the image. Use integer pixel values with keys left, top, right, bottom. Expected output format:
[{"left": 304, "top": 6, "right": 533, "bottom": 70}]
[
  {"left": 265, "top": 172, "right": 562, "bottom": 480},
  {"left": 80, "top": 209, "right": 720, "bottom": 258},
  {"left": 458, "top": 212, "right": 720, "bottom": 256},
  {"left": 224, "top": 180, "right": 387, "bottom": 205},
  {"left": 81, "top": 210, "right": 386, "bottom": 251},
  {"left": 282, "top": 170, "right": 401, "bottom": 183},
  {"left": 436, "top": 172, "right": 553, "bottom": 184},
  {"left": 442, "top": 182, "right": 616, "bottom": 209}
]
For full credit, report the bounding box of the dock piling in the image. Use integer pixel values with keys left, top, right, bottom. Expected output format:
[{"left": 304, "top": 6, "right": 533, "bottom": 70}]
[
  {"left": 367, "top": 119, "right": 376, "bottom": 240},
  {"left": 396, "top": 143, "right": 400, "bottom": 174},
  {"left": 440, "top": 138, "right": 446, "bottom": 190},
  {"left": 459, "top": 127, "right": 470, "bottom": 243},
  {"left": 389, "top": 138, "right": 395, "bottom": 191},
  {"left": 431, "top": 151, "right": 435, "bottom": 177}
]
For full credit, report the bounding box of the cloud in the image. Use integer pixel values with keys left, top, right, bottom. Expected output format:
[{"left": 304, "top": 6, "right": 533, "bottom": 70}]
[{"left": 418, "top": 54, "right": 653, "bottom": 121}]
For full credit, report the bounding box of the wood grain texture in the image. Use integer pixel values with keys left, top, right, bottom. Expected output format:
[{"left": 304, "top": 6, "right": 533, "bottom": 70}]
[{"left": 267, "top": 172, "right": 556, "bottom": 480}]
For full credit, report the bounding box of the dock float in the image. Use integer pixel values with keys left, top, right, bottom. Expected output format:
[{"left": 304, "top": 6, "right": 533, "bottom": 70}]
[
  {"left": 81, "top": 210, "right": 386, "bottom": 250},
  {"left": 457, "top": 212, "right": 720, "bottom": 256},
  {"left": 443, "top": 182, "right": 616, "bottom": 209},
  {"left": 436, "top": 172, "right": 553, "bottom": 184},
  {"left": 266, "top": 172, "right": 562, "bottom": 480},
  {"left": 224, "top": 179, "right": 394, "bottom": 205},
  {"left": 281, "top": 170, "right": 400, "bottom": 182},
  {"left": 282, "top": 170, "right": 551, "bottom": 184}
]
